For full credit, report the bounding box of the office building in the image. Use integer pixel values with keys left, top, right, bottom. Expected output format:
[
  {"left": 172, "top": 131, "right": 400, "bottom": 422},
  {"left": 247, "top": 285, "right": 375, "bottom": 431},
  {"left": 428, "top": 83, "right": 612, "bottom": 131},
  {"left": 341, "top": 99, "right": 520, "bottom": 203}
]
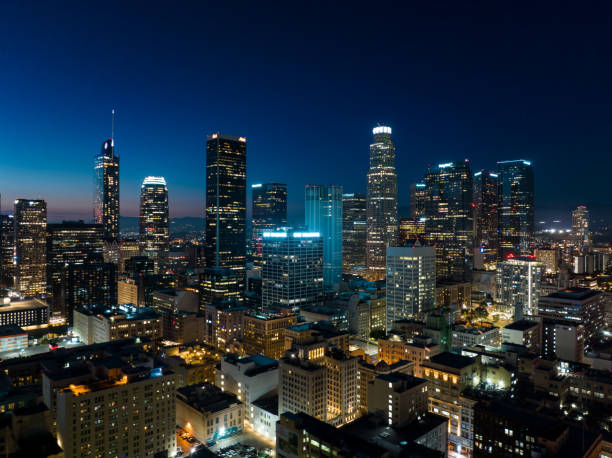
[
  {"left": 176, "top": 383, "right": 243, "bottom": 444},
  {"left": 119, "top": 239, "right": 140, "bottom": 272},
  {"left": 204, "top": 301, "right": 248, "bottom": 350},
  {"left": 399, "top": 216, "right": 426, "bottom": 243},
  {"left": 117, "top": 277, "right": 141, "bottom": 305},
  {"left": 342, "top": 192, "right": 367, "bottom": 273},
  {"left": 377, "top": 336, "right": 439, "bottom": 377},
  {"left": 0, "top": 297, "right": 48, "bottom": 327},
  {"left": 305, "top": 185, "right": 342, "bottom": 287},
  {"left": 473, "top": 170, "right": 499, "bottom": 266},
  {"left": 215, "top": 353, "right": 278, "bottom": 428},
  {"left": 542, "top": 319, "right": 584, "bottom": 362},
  {"left": 424, "top": 161, "right": 474, "bottom": 283},
  {"left": 93, "top": 137, "right": 119, "bottom": 240},
  {"left": 356, "top": 358, "right": 414, "bottom": 415},
  {"left": 0, "top": 213, "right": 15, "bottom": 288},
  {"left": 496, "top": 256, "right": 543, "bottom": 320},
  {"left": 452, "top": 323, "right": 501, "bottom": 348},
  {"left": 46, "top": 221, "right": 104, "bottom": 313},
  {"left": 571, "top": 205, "right": 590, "bottom": 251},
  {"left": 278, "top": 356, "right": 327, "bottom": 421},
  {"left": 62, "top": 263, "right": 117, "bottom": 324},
  {"left": 242, "top": 312, "right": 297, "bottom": 359},
  {"left": 535, "top": 248, "right": 560, "bottom": 273},
  {"left": 200, "top": 267, "right": 244, "bottom": 308},
  {"left": 151, "top": 288, "right": 199, "bottom": 314},
  {"left": 410, "top": 182, "right": 426, "bottom": 218},
  {"left": 366, "top": 125, "right": 399, "bottom": 280},
  {"left": 497, "top": 159, "right": 534, "bottom": 256},
  {"left": 55, "top": 361, "right": 177, "bottom": 458},
  {"left": 368, "top": 372, "right": 429, "bottom": 427},
  {"left": 502, "top": 320, "right": 541, "bottom": 353},
  {"left": 322, "top": 348, "right": 358, "bottom": 425},
  {"left": 73, "top": 303, "right": 162, "bottom": 344},
  {"left": 261, "top": 230, "right": 324, "bottom": 309},
  {"left": 14, "top": 199, "right": 47, "bottom": 297},
  {"left": 0, "top": 325, "right": 27, "bottom": 352},
  {"left": 386, "top": 243, "right": 436, "bottom": 327},
  {"left": 204, "top": 133, "right": 247, "bottom": 273},
  {"left": 537, "top": 287, "right": 606, "bottom": 349},
  {"left": 252, "top": 182, "right": 287, "bottom": 262},
  {"left": 139, "top": 176, "right": 169, "bottom": 272}
]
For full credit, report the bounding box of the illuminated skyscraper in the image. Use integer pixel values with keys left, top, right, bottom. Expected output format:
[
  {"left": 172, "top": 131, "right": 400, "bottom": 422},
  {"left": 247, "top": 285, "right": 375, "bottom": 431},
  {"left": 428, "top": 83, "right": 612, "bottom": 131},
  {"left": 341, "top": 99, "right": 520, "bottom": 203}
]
[
  {"left": 473, "top": 170, "right": 499, "bottom": 266},
  {"left": 496, "top": 256, "right": 543, "bottom": 320},
  {"left": 571, "top": 205, "right": 589, "bottom": 251},
  {"left": 424, "top": 161, "right": 473, "bottom": 282},
  {"left": 139, "top": 176, "right": 169, "bottom": 272},
  {"left": 497, "top": 159, "right": 534, "bottom": 256},
  {"left": 342, "top": 193, "right": 366, "bottom": 273},
  {"left": 305, "top": 185, "right": 342, "bottom": 287},
  {"left": 204, "top": 133, "right": 247, "bottom": 274},
  {"left": 366, "top": 126, "right": 398, "bottom": 280},
  {"left": 399, "top": 217, "right": 425, "bottom": 243},
  {"left": 94, "top": 138, "right": 119, "bottom": 240},
  {"left": 14, "top": 199, "right": 47, "bottom": 296},
  {"left": 0, "top": 212, "right": 15, "bottom": 288},
  {"left": 410, "top": 183, "right": 426, "bottom": 218},
  {"left": 252, "top": 182, "right": 287, "bottom": 261}
]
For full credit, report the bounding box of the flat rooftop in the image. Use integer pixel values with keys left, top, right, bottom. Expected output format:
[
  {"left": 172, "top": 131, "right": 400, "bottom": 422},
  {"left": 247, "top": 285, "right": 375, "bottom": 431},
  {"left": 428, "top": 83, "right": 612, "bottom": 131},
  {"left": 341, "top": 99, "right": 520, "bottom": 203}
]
[
  {"left": 0, "top": 298, "right": 47, "bottom": 312},
  {"left": 545, "top": 287, "right": 600, "bottom": 301},
  {"left": 427, "top": 352, "right": 476, "bottom": 369},
  {"left": 504, "top": 320, "right": 539, "bottom": 331},
  {"left": 178, "top": 382, "right": 241, "bottom": 413},
  {"left": 0, "top": 324, "right": 26, "bottom": 337}
]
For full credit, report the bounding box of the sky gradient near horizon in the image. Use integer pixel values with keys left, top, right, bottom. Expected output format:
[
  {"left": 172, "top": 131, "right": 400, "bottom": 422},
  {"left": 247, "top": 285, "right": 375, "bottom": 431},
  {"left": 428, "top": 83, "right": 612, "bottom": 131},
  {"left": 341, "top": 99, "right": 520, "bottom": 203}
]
[{"left": 2, "top": 2, "right": 612, "bottom": 225}]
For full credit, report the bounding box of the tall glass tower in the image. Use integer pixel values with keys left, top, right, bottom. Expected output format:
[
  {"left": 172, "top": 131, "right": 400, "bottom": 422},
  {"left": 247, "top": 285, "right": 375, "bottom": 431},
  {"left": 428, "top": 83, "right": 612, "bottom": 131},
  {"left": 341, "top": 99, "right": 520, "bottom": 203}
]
[
  {"left": 305, "top": 185, "right": 343, "bottom": 287},
  {"left": 497, "top": 159, "right": 534, "bottom": 256},
  {"left": 139, "top": 176, "right": 169, "bottom": 272},
  {"left": 15, "top": 199, "right": 47, "bottom": 296},
  {"left": 252, "top": 182, "right": 287, "bottom": 261},
  {"left": 205, "top": 133, "right": 247, "bottom": 273},
  {"left": 424, "top": 161, "right": 473, "bottom": 283},
  {"left": 342, "top": 193, "right": 366, "bottom": 273},
  {"left": 571, "top": 205, "right": 589, "bottom": 252},
  {"left": 94, "top": 138, "right": 120, "bottom": 240},
  {"left": 366, "top": 126, "right": 398, "bottom": 281},
  {"left": 473, "top": 170, "right": 499, "bottom": 266}
]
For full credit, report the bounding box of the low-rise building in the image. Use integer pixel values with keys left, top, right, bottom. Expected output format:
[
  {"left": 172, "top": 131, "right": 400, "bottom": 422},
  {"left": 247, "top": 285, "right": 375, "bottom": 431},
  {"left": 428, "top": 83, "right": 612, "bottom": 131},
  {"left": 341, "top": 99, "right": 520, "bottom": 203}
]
[
  {"left": 452, "top": 323, "right": 500, "bottom": 348},
  {"left": 0, "top": 298, "right": 48, "bottom": 328},
  {"left": 176, "top": 382, "right": 243, "bottom": 443},
  {"left": 0, "top": 325, "right": 27, "bottom": 352},
  {"left": 251, "top": 394, "right": 278, "bottom": 442},
  {"left": 502, "top": 320, "right": 541, "bottom": 353}
]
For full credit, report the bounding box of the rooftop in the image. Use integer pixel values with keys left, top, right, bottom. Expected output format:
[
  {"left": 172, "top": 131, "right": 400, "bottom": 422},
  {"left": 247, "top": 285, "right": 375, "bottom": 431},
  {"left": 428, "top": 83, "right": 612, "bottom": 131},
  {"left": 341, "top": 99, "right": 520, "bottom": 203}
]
[
  {"left": 75, "top": 303, "right": 161, "bottom": 321},
  {"left": 545, "top": 287, "right": 601, "bottom": 301},
  {"left": 376, "top": 372, "right": 428, "bottom": 391},
  {"left": 427, "top": 352, "right": 476, "bottom": 370},
  {"left": 504, "top": 320, "right": 539, "bottom": 331},
  {"left": 0, "top": 324, "right": 26, "bottom": 337},
  {"left": 177, "top": 382, "right": 241, "bottom": 414},
  {"left": 252, "top": 393, "right": 278, "bottom": 415}
]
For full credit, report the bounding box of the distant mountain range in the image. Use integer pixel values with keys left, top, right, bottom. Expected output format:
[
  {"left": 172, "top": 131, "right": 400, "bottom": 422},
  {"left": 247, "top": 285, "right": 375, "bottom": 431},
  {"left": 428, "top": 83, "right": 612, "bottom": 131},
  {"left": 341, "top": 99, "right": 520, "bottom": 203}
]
[{"left": 119, "top": 216, "right": 204, "bottom": 236}]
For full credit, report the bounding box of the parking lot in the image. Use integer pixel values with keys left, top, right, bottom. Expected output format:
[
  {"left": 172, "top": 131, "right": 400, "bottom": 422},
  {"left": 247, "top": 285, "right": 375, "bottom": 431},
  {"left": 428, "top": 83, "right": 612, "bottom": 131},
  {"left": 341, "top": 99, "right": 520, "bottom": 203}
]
[{"left": 209, "top": 430, "right": 274, "bottom": 457}]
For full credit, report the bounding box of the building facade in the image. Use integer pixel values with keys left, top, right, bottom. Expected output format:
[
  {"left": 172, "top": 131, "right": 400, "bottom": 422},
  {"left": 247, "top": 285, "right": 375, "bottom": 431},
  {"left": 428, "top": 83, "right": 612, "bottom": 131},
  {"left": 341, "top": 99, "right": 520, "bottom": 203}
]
[
  {"left": 342, "top": 192, "right": 366, "bottom": 273},
  {"left": 496, "top": 256, "right": 543, "bottom": 320},
  {"left": 93, "top": 138, "right": 120, "bottom": 240},
  {"left": 252, "top": 182, "right": 287, "bottom": 262},
  {"left": 15, "top": 199, "right": 47, "bottom": 296},
  {"left": 139, "top": 176, "right": 169, "bottom": 272},
  {"left": 473, "top": 170, "right": 498, "bottom": 266},
  {"left": 366, "top": 126, "right": 398, "bottom": 280}
]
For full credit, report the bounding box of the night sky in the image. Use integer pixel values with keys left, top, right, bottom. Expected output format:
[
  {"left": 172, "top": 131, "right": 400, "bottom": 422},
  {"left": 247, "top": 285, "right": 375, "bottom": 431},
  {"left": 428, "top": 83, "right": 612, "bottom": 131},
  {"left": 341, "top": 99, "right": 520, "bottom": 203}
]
[{"left": 1, "top": 2, "right": 612, "bottom": 225}]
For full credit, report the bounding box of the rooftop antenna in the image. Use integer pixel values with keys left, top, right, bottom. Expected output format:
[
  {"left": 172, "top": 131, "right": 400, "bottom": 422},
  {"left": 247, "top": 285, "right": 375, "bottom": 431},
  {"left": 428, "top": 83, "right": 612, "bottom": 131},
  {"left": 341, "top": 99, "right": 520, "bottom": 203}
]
[{"left": 111, "top": 108, "right": 115, "bottom": 142}]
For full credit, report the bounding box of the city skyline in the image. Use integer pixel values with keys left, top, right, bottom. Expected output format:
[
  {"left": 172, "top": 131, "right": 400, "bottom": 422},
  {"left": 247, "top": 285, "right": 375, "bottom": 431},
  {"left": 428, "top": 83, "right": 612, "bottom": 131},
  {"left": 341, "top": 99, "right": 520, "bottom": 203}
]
[{"left": 2, "top": 2, "right": 612, "bottom": 223}]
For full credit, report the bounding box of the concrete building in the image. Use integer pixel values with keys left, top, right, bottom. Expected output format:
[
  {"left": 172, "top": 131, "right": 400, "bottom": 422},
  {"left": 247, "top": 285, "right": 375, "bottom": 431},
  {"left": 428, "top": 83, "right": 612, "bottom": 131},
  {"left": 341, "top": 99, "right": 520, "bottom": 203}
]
[
  {"left": 378, "top": 335, "right": 439, "bottom": 378},
  {"left": 322, "top": 348, "right": 358, "bottom": 426},
  {"left": 542, "top": 319, "right": 585, "bottom": 362},
  {"left": 496, "top": 256, "right": 543, "bottom": 320},
  {"left": 0, "top": 325, "right": 27, "bottom": 352},
  {"left": 0, "top": 297, "right": 48, "bottom": 328},
  {"left": 278, "top": 357, "right": 327, "bottom": 421},
  {"left": 73, "top": 303, "right": 162, "bottom": 344},
  {"left": 502, "top": 320, "right": 541, "bottom": 353},
  {"left": 356, "top": 359, "right": 414, "bottom": 416},
  {"left": 251, "top": 394, "right": 278, "bottom": 442},
  {"left": 176, "top": 383, "right": 243, "bottom": 444},
  {"left": 452, "top": 323, "right": 501, "bottom": 348},
  {"left": 242, "top": 312, "right": 297, "bottom": 359},
  {"left": 204, "top": 301, "right": 248, "bottom": 350},
  {"left": 367, "top": 373, "right": 429, "bottom": 427},
  {"left": 386, "top": 243, "right": 436, "bottom": 327}
]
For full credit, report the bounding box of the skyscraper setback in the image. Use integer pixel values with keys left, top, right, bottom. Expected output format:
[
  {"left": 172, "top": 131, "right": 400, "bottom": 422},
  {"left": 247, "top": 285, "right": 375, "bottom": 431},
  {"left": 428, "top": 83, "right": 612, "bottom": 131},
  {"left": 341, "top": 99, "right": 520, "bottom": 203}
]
[
  {"left": 497, "top": 159, "right": 534, "bottom": 256},
  {"left": 94, "top": 138, "right": 120, "bottom": 240},
  {"left": 366, "top": 126, "right": 398, "bottom": 280},
  {"left": 424, "top": 161, "right": 474, "bottom": 282},
  {"left": 305, "top": 185, "right": 343, "bottom": 287},
  {"left": 204, "top": 133, "right": 247, "bottom": 273},
  {"left": 139, "top": 176, "right": 170, "bottom": 272},
  {"left": 342, "top": 193, "right": 366, "bottom": 273},
  {"left": 15, "top": 199, "right": 47, "bottom": 296}
]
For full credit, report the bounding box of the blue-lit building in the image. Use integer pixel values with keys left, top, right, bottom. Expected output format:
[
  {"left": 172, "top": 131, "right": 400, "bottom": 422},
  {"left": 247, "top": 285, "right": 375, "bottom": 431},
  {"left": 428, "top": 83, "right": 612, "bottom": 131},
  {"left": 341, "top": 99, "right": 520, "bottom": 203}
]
[
  {"left": 261, "top": 230, "right": 323, "bottom": 309},
  {"left": 497, "top": 159, "right": 534, "bottom": 256},
  {"left": 305, "top": 185, "right": 342, "bottom": 288}
]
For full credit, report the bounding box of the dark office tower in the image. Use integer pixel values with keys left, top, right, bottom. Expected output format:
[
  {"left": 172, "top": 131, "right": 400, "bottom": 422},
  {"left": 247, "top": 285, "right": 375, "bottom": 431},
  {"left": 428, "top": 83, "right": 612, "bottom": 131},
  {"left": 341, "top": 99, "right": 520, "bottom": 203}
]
[
  {"left": 46, "top": 221, "right": 104, "bottom": 314},
  {"left": 410, "top": 183, "right": 426, "bottom": 218},
  {"left": 424, "top": 161, "right": 474, "bottom": 283},
  {"left": 204, "top": 133, "right": 247, "bottom": 274},
  {"left": 366, "top": 126, "right": 399, "bottom": 281},
  {"left": 342, "top": 193, "right": 367, "bottom": 273},
  {"left": 0, "top": 213, "right": 15, "bottom": 288},
  {"left": 497, "top": 159, "right": 534, "bottom": 256},
  {"left": 473, "top": 170, "right": 499, "bottom": 265},
  {"left": 252, "top": 182, "right": 287, "bottom": 261},
  {"left": 139, "top": 176, "right": 170, "bottom": 272},
  {"left": 14, "top": 199, "right": 47, "bottom": 296},
  {"left": 62, "top": 263, "right": 117, "bottom": 324},
  {"left": 94, "top": 138, "right": 120, "bottom": 240}
]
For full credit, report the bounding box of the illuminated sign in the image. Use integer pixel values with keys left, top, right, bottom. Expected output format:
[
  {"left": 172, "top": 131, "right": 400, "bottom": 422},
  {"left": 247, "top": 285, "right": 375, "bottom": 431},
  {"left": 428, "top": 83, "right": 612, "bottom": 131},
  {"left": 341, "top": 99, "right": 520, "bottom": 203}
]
[{"left": 372, "top": 126, "right": 392, "bottom": 135}]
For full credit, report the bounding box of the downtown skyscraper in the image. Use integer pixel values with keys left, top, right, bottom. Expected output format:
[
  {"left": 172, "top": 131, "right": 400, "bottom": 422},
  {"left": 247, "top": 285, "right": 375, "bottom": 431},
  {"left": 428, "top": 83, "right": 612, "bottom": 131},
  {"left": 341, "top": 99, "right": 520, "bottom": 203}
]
[
  {"left": 94, "top": 138, "right": 120, "bottom": 240},
  {"left": 473, "top": 170, "right": 499, "bottom": 267},
  {"left": 572, "top": 205, "right": 590, "bottom": 252},
  {"left": 305, "top": 185, "right": 342, "bottom": 287},
  {"left": 342, "top": 192, "right": 366, "bottom": 273},
  {"left": 366, "top": 126, "right": 398, "bottom": 280},
  {"left": 139, "top": 176, "right": 169, "bottom": 272},
  {"left": 204, "top": 133, "right": 247, "bottom": 273},
  {"left": 252, "top": 182, "right": 287, "bottom": 261},
  {"left": 424, "top": 161, "right": 473, "bottom": 283},
  {"left": 15, "top": 199, "right": 47, "bottom": 296},
  {"left": 497, "top": 159, "right": 534, "bottom": 256}
]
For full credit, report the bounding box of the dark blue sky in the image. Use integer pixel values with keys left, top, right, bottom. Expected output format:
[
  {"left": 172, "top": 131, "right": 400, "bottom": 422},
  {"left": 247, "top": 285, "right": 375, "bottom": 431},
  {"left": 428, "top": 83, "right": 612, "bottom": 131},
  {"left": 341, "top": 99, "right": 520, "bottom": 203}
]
[{"left": 1, "top": 1, "right": 612, "bottom": 225}]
